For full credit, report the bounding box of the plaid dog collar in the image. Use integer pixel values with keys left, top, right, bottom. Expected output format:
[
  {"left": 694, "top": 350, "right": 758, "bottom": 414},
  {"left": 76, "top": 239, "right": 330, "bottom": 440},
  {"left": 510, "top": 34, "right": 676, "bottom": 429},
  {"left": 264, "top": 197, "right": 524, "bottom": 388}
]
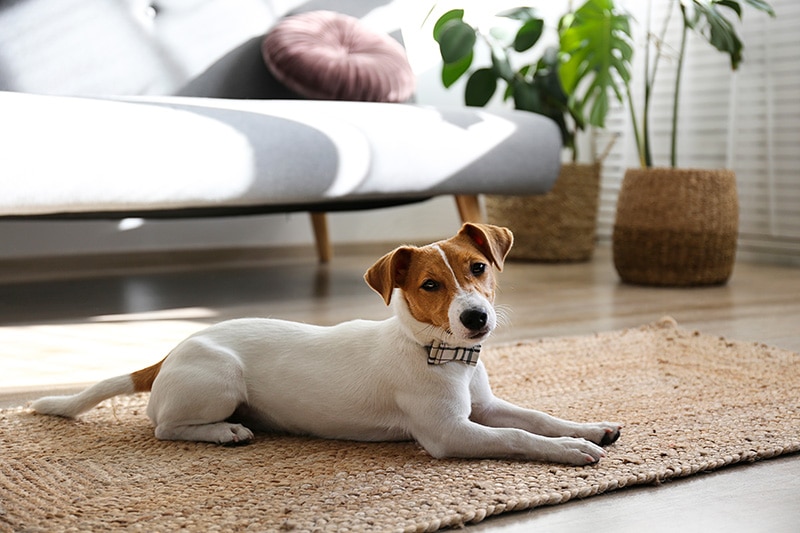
[{"left": 426, "top": 341, "right": 481, "bottom": 366}]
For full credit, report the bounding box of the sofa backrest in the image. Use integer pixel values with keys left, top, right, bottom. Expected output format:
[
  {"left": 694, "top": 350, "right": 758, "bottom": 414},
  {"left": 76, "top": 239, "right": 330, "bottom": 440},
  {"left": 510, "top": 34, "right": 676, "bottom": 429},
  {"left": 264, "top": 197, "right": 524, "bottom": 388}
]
[{"left": 0, "top": 0, "right": 404, "bottom": 97}]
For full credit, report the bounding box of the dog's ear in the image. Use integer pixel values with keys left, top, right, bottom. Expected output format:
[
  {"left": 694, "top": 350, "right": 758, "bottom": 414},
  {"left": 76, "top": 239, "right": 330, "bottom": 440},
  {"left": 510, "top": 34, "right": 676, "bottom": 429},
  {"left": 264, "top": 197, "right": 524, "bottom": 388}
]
[
  {"left": 364, "top": 247, "right": 414, "bottom": 305},
  {"left": 459, "top": 223, "right": 514, "bottom": 271}
]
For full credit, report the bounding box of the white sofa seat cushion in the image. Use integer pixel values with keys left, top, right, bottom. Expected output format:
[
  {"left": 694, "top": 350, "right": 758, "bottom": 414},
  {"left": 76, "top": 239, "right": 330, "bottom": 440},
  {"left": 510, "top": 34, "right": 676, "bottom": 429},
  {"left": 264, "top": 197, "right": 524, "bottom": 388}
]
[{"left": 0, "top": 92, "right": 561, "bottom": 217}]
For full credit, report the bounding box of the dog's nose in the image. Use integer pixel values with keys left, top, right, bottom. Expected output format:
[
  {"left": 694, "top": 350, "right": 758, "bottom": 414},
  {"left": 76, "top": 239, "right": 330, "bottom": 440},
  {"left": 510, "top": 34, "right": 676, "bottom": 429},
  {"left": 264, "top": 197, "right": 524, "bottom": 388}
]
[{"left": 460, "top": 309, "right": 488, "bottom": 331}]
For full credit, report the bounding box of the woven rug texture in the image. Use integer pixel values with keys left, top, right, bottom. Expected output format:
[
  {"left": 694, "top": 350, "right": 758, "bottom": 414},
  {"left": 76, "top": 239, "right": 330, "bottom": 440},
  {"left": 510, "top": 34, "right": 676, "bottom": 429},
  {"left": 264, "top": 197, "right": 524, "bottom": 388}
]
[{"left": 1, "top": 317, "right": 798, "bottom": 532}]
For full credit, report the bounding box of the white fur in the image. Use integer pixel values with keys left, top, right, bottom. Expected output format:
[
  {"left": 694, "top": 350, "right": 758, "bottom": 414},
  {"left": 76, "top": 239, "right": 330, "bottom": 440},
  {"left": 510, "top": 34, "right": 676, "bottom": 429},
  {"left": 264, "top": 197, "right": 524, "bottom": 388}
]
[
  {"left": 32, "top": 230, "right": 621, "bottom": 465},
  {"left": 32, "top": 375, "right": 134, "bottom": 418}
]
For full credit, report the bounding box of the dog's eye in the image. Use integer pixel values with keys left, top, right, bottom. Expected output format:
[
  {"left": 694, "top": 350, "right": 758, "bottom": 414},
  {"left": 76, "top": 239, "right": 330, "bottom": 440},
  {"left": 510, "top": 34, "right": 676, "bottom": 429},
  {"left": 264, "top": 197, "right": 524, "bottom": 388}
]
[
  {"left": 471, "top": 263, "right": 486, "bottom": 276},
  {"left": 421, "top": 279, "right": 440, "bottom": 292}
]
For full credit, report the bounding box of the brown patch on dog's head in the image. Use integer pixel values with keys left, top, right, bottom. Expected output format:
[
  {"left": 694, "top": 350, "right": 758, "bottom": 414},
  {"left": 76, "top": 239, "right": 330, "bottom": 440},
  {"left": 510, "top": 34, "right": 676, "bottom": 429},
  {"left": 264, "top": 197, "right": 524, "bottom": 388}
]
[
  {"left": 364, "top": 246, "right": 414, "bottom": 306},
  {"left": 363, "top": 223, "right": 514, "bottom": 318},
  {"left": 452, "top": 223, "right": 513, "bottom": 271}
]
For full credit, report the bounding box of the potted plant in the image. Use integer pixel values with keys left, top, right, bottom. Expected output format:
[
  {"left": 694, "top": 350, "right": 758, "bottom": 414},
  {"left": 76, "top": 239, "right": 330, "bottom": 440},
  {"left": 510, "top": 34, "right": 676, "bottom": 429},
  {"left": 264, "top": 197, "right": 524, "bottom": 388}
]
[
  {"left": 432, "top": 0, "right": 633, "bottom": 262},
  {"left": 612, "top": 0, "right": 775, "bottom": 286}
]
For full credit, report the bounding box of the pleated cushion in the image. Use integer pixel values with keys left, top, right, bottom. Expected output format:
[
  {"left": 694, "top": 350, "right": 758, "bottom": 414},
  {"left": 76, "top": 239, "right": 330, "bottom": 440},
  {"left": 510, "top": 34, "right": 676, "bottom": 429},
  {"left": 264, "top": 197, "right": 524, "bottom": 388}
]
[{"left": 261, "top": 11, "right": 415, "bottom": 103}]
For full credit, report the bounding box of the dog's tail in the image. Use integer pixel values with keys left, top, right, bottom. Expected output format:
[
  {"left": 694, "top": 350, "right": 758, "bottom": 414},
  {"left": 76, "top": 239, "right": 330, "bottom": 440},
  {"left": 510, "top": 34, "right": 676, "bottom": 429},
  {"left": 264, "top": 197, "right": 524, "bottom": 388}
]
[{"left": 31, "top": 358, "right": 165, "bottom": 418}]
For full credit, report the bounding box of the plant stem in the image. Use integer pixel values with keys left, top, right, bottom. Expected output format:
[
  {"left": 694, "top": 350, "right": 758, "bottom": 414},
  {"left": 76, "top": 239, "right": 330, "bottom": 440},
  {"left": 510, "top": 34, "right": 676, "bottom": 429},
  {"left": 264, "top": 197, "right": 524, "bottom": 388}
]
[
  {"left": 627, "top": 83, "right": 646, "bottom": 168},
  {"left": 671, "top": 9, "right": 689, "bottom": 168},
  {"left": 642, "top": 1, "right": 653, "bottom": 167},
  {"left": 642, "top": 76, "right": 652, "bottom": 167},
  {"left": 648, "top": 0, "right": 674, "bottom": 90},
  {"left": 641, "top": 0, "right": 676, "bottom": 167}
]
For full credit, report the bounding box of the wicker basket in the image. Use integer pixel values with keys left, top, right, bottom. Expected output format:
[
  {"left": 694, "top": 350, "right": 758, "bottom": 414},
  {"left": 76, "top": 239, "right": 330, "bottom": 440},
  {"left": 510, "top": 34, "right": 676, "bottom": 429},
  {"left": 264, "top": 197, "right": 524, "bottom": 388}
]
[
  {"left": 613, "top": 167, "right": 739, "bottom": 286},
  {"left": 486, "top": 162, "right": 600, "bottom": 262}
]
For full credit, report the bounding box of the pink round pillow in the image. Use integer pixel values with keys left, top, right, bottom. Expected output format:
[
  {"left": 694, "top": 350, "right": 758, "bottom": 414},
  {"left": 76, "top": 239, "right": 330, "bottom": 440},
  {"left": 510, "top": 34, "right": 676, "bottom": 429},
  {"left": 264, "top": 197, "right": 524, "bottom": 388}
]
[{"left": 262, "top": 11, "right": 415, "bottom": 103}]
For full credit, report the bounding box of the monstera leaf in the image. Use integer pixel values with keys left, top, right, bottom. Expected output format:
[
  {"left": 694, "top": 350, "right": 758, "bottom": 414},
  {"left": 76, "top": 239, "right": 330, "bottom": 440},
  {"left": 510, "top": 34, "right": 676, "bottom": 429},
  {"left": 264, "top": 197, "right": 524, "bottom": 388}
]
[
  {"left": 679, "top": 0, "right": 775, "bottom": 70},
  {"left": 558, "top": 0, "right": 633, "bottom": 129}
]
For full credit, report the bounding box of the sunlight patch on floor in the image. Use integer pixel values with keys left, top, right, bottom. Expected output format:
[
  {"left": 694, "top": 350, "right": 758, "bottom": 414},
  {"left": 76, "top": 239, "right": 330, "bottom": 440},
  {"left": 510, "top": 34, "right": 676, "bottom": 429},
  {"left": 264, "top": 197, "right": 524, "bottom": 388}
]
[{"left": 0, "top": 320, "right": 206, "bottom": 389}]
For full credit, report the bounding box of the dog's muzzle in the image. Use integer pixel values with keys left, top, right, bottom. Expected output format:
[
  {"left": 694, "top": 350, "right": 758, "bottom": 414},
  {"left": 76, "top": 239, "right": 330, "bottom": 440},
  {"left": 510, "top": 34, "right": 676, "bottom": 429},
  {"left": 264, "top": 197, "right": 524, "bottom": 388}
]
[{"left": 448, "top": 293, "right": 496, "bottom": 344}]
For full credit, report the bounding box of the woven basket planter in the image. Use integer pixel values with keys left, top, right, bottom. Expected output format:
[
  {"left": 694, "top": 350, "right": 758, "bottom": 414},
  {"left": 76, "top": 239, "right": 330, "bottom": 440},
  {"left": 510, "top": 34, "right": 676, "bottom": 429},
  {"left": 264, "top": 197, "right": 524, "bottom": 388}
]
[
  {"left": 613, "top": 167, "right": 739, "bottom": 286},
  {"left": 486, "top": 162, "right": 600, "bottom": 262}
]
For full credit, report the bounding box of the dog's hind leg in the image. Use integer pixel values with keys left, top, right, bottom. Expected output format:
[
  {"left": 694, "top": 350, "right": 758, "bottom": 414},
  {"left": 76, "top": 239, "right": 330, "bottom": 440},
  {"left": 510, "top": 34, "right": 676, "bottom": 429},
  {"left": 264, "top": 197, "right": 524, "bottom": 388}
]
[
  {"left": 154, "top": 420, "right": 254, "bottom": 445},
  {"left": 149, "top": 388, "right": 255, "bottom": 445},
  {"left": 146, "top": 344, "right": 254, "bottom": 445}
]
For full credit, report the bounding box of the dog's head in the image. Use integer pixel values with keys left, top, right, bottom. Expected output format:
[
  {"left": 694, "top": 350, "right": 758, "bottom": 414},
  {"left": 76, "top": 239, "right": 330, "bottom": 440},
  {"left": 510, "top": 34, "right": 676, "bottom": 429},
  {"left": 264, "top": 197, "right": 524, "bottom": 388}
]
[{"left": 365, "top": 223, "right": 513, "bottom": 347}]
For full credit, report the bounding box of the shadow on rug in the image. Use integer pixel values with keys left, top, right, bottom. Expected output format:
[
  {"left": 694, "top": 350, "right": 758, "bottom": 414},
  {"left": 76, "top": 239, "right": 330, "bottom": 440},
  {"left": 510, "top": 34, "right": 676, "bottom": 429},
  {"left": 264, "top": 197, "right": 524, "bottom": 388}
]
[{"left": 1, "top": 317, "right": 798, "bottom": 532}]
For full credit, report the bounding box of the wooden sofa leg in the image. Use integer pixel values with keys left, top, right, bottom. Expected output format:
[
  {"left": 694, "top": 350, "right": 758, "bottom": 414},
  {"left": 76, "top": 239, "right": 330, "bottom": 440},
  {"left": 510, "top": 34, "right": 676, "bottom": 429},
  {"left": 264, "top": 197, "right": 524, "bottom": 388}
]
[
  {"left": 310, "top": 212, "right": 332, "bottom": 263},
  {"left": 454, "top": 194, "right": 484, "bottom": 223}
]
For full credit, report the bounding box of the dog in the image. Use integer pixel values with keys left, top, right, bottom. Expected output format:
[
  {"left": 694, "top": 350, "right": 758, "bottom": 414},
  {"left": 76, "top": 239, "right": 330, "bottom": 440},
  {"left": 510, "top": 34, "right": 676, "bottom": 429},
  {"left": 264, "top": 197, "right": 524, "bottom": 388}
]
[{"left": 32, "top": 223, "right": 620, "bottom": 465}]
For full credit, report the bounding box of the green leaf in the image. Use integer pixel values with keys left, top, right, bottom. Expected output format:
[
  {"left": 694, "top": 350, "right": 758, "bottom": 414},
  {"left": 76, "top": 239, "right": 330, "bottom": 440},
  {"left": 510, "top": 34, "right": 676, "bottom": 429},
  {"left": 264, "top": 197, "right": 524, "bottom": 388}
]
[
  {"left": 740, "top": 0, "right": 776, "bottom": 17},
  {"left": 558, "top": 13, "right": 575, "bottom": 33},
  {"left": 588, "top": 87, "right": 610, "bottom": 126},
  {"left": 491, "top": 51, "right": 515, "bottom": 81},
  {"left": 533, "top": 48, "right": 572, "bottom": 118},
  {"left": 433, "top": 9, "right": 464, "bottom": 43},
  {"left": 438, "top": 20, "right": 477, "bottom": 64},
  {"left": 441, "top": 51, "right": 473, "bottom": 88},
  {"left": 503, "top": 83, "right": 514, "bottom": 102},
  {"left": 465, "top": 69, "right": 498, "bottom": 107},
  {"left": 615, "top": 38, "right": 635, "bottom": 61},
  {"left": 512, "top": 77, "right": 574, "bottom": 146},
  {"left": 513, "top": 18, "right": 545, "bottom": 52},
  {"left": 558, "top": 0, "right": 634, "bottom": 127},
  {"left": 511, "top": 79, "right": 542, "bottom": 113},
  {"left": 689, "top": 2, "right": 743, "bottom": 69},
  {"left": 716, "top": 0, "right": 743, "bottom": 18},
  {"left": 610, "top": 56, "right": 632, "bottom": 84},
  {"left": 683, "top": 0, "right": 775, "bottom": 70},
  {"left": 559, "top": 45, "right": 591, "bottom": 93}
]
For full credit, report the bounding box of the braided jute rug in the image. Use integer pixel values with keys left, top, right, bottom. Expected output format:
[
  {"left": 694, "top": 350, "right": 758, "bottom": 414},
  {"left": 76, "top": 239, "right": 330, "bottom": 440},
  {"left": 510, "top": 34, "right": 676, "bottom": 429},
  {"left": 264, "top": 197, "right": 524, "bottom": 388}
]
[{"left": 1, "top": 317, "right": 798, "bottom": 532}]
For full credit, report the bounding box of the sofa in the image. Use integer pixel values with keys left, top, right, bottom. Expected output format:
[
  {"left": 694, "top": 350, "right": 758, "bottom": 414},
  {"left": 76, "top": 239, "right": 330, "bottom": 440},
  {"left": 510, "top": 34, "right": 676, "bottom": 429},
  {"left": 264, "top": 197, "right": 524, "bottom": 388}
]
[{"left": 0, "top": 0, "right": 562, "bottom": 262}]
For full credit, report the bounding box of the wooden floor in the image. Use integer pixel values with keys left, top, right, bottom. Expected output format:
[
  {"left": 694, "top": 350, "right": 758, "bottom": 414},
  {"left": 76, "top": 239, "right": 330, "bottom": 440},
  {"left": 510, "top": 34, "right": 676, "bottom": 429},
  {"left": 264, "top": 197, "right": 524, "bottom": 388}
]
[{"left": 1, "top": 244, "right": 798, "bottom": 532}]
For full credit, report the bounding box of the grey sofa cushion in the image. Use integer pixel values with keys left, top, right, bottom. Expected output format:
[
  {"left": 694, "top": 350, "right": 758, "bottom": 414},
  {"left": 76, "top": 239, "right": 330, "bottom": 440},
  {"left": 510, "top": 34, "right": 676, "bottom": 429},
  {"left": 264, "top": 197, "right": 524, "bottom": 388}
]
[
  {"left": 0, "top": 0, "right": 280, "bottom": 96},
  {"left": 0, "top": 92, "right": 561, "bottom": 217},
  {"left": 178, "top": 36, "right": 304, "bottom": 101}
]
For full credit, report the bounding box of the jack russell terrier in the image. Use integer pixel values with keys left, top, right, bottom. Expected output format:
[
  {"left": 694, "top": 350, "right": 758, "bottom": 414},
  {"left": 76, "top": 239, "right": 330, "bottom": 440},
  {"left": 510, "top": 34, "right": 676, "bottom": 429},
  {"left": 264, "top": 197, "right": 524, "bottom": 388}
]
[{"left": 33, "top": 223, "right": 620, "bottom": 465}]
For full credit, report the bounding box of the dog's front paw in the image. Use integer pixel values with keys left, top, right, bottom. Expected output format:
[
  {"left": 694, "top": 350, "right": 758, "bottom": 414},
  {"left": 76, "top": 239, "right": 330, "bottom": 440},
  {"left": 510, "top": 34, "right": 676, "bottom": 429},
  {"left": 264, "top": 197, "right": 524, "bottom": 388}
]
[
  {"left": 599, "top": 424, "right": 622, "bottom": 446},
  {"left": 550, "top": 437, "right": 607, "bottom": 466},
  {"left": 574, "top": 422, "right": 622, "bottom": 447}
]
